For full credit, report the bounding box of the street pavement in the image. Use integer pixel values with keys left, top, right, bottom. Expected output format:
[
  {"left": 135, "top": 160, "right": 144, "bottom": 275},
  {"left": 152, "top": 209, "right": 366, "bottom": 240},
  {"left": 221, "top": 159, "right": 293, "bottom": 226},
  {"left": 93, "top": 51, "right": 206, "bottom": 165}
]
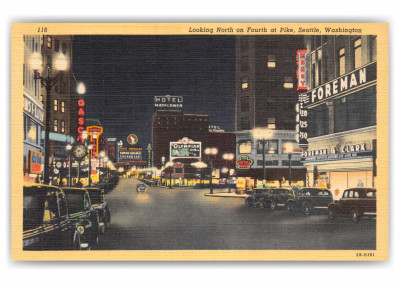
[{"left": 95, "top": 178, "right": 376, "bottom": 250}]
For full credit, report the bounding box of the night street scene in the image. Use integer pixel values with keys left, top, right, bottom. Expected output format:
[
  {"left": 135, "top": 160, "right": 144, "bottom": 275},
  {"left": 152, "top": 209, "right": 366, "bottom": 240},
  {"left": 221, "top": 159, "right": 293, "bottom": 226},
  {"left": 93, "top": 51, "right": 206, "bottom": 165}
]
[{"left": 22, "top": 34, "right": 377, "bottom": 251}]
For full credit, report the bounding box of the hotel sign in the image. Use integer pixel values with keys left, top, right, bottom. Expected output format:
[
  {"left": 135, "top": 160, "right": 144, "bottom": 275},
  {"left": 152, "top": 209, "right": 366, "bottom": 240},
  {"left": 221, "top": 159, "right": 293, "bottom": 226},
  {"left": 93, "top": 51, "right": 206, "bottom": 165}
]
[
  {"left": 170, "top": 137, "right": 201, "bottom": 160},
  {"left": 306, "top": 62, "right": 377, "bottom": 105},
  {"left": 154, "top": 95, "right": 183, "bottom": 108}
]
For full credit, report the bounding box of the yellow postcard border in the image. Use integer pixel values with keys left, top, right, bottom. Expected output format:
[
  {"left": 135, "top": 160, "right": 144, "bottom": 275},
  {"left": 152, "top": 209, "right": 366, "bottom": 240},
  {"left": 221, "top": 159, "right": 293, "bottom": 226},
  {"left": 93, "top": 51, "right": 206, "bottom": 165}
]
[{"left": 11, "top": 23, "right": 389, "bottom": 261}]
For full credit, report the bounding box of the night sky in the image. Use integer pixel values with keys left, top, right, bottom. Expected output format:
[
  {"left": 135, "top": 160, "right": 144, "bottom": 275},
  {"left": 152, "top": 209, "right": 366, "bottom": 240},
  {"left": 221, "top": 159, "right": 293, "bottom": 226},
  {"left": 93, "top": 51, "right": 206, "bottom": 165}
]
[{"left": 73, "top": 35, "right": 236, "bottom": 149}]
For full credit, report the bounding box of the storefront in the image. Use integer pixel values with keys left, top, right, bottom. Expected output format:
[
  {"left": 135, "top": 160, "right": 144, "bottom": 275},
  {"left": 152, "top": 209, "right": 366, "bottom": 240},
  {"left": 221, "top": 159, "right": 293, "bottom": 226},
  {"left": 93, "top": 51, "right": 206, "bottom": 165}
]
[{"left": 302, "top": 126, "right": 376, "bottom": 199}]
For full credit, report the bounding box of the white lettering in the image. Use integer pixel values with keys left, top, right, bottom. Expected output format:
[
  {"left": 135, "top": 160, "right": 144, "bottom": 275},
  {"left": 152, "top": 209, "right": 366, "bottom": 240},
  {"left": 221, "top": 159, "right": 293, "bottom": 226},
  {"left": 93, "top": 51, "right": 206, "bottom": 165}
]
[
  {"left": 359, "top": 68, "right": 367, "bottom": 84},
  {"left": 311, "top": 90, "right": 317, "bottom": 103},
  {"left": 340, "top": 76, "right": 348, "bottom": 92},
  {"left": 325, "top": 84, "right": 331, "bottom": 97},
  {"left": 317, "top": 87, "right": 324, "bottom": 100},
  {"left": 332, "top": 80, "right": 338, "bottom": 94},
  {"left": 349, "top": 73, "right": 358, "bottom": 88}
]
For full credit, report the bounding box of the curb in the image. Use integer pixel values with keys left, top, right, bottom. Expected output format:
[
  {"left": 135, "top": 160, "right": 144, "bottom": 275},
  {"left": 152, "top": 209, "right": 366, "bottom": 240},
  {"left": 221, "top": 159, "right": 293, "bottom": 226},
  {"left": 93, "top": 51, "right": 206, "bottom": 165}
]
[{"left": 204, "top": 193, "right": 247, "bottom": 198}]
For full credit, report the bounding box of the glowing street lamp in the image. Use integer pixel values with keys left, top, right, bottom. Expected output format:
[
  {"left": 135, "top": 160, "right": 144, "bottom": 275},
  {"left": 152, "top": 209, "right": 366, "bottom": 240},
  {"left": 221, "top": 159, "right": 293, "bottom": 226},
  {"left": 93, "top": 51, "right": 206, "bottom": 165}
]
[
  {"left": 29, "top": 52, "right": 69, "bottom": 184},
  {"left": 204, "top": 147, "right": 218, "bottom": 194},
  {"left": 66, "top": 144, "right": 72, "bottom": 186},
  {"left": 88, "top": 144, "right": 93, "bottom": 186},
  {"left": 165, "top": 161, "right": 174, "bottom": 189},
  {"left": 223, "top": 153, "right": 235, "bottom": 193},
  {"left": 251, "top": 128, "right": 272, "bottom": 187}
]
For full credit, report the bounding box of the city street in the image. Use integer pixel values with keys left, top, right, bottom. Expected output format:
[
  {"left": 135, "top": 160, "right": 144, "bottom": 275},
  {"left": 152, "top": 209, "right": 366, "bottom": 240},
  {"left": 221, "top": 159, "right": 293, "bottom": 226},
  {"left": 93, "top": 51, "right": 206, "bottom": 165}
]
[{"left": 95, "top": 178, "right": 376, "bottom": 250}]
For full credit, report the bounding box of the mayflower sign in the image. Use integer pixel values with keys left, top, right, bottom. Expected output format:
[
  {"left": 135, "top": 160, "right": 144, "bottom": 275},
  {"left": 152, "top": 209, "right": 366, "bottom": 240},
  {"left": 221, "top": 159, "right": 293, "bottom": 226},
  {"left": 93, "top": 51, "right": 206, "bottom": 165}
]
[{"left": 154, "top": 95, "right": 183, "bottom": 108}]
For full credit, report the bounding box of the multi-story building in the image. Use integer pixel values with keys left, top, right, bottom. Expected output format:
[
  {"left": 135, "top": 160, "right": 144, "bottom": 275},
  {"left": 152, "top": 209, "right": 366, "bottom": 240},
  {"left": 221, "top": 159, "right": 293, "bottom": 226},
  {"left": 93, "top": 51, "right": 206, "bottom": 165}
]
[
  {"left": 235, "top": 36, "right": 306, "bottom": 187},
  {"left": 40, "top": 35, "right": 77, "bottom": 182},
  {"left": 301, "top": 35, "right": 377, "bottom": 197},
  {"left": 23, "top": 35, "right": 44, "bottom": 183}
]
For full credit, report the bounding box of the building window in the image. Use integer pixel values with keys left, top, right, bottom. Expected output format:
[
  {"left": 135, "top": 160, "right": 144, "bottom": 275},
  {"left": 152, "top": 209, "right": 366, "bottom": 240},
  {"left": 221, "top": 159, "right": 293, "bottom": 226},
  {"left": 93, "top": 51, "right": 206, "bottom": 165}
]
[
  {"left": 317, "top": 48, "right": 322, "bottom": 86},
  {"left": 241, "top": 116, "right": 250, "bottom": 130},
  {"left": 339, "top": 47, "right": 346, "bottom": 76},
  {"left": 311, "top": 52, "right": 316, "bottom": 88},
  {"left": 175, "top": 168, "right": 183, "bottom": 173},
  {"left": 61, "top": 101, "right": 65, "bottom": 113},
  {"left": 370, "top": 36, "right": 377, "bottom": 62},
  {"left": 40, "top": 35, "right": 44, "bottom": 46},
  {"left": 257, "top": 160, "right": 279, "bottom": 166},
  {"left": 267, "top": 55, "right": 276, "bottom": 68},
  {"left": 334, "top": 85, "right": 376, "bottom": 133},
  {"left": 24, "top": 116, "right": 38, "bottom": 144},
  {"left": 241, "top": 96, "right": 249, "bottom": 112},
  {"left": 239, "top": 140, "right": 252, "bottom": 154},
  {"left": 308, "top": 104, "right": 329, "bottom": 138},
  {"left": 283, "top": 76, "right": 293, "bottom": 89},
  {"left": 257, "top": 140, "right": 278, "bottom": 154},
  {"left": 54, "top": 119, "right": 58, "bottom": 132},
  {"left": 62, "top": 43, "right": 67, "bottom": 55},
  {"left": 54, "top": 40, "right": 59, "bottom": 52},
  {"left": 61, "top": 120, "right": 65, "bottom": 133},
  {"left": 241, "top": 76, "right": 248, "bottom": 90},
  {"left": 267, "top": 117, "right": 276, "bottom": 129},
  {"left": 353, "top": 38, "right": 362, "bottom": 69},
  {"left": 54, "top": 99, "right": 58, "bottom": 111},
  {"left": 47, "top": 36, "right": 52, "bottom": 48}
]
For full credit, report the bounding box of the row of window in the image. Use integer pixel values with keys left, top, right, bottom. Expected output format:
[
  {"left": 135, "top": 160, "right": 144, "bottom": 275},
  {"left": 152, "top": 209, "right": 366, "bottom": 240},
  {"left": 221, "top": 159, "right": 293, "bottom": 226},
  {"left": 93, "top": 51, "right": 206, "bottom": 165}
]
[
  {"left": 238, "top": 139, "right": 298, "bottom": 155},
  {"left": 41, "top": 36, "right": 68, "bottom": 55},
  {"left": 53, "top": 99, "right": 65, "bottom": 113},
  {"left": 307, "top": 86, "right": 376, "bottom": 138},
  {"left": 23, "top": 115, "right": 41, "bottom": 145},
  {"left": 255, "top": 160, "right": 302, "bottom": 166},
  {"left": 53, "top": 119, "right": 65, "bottom": 133},
  {"left": 241, "top": 76, "right": 293, "bottom": 90},
  {"left": 240, "top": 116, "right": 276, "bottom": 130}
]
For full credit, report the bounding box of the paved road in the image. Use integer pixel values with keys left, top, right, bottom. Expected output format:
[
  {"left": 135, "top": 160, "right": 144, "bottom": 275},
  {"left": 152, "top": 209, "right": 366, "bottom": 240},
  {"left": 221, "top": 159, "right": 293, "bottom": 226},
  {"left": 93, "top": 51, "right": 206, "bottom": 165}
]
[{"left": 95, "top": 178, "right": 376, "bottom": 250}]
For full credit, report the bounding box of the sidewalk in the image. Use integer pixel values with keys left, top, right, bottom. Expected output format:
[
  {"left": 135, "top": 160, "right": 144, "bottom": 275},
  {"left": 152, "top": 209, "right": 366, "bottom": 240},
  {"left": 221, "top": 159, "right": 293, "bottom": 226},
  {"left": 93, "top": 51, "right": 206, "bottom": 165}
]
[{"left": 204, "top": 192, "right": 247, "bottom": 198}]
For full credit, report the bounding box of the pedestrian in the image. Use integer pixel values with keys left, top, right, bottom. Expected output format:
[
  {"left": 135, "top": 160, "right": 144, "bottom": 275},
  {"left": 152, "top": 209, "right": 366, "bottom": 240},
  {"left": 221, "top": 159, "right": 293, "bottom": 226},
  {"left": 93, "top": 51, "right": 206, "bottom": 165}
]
[{"left": 357, "top": 179, "right": 364, "bottom": 187}]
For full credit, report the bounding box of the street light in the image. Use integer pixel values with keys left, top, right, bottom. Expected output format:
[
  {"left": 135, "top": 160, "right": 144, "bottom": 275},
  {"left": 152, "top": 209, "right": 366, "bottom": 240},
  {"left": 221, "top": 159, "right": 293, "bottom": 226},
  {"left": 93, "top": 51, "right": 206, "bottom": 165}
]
[
  {"left": 204, "top": 147, "right": 218, "bottom": 194},
  {"left": 29, "top": 52, "right": 69, "bottom": 184},
  {"left": 66, "top": 144, "right": 72, "bottom": 186},
  {"left": 283, "top": 142, "right": 294, "bottom": 186},
  {"left": 165, "top": 161, "right": 174, "bottom": 189},
  {"left": 191, "top": 161, "right": 207, "bottom": 186},
  {"left": 251, "top": 128, "right": 272, "bottom": 187},
  {"left": 88, "top": 144, "right": 93, "bottom": 186},
  {"left": 223, "top": 153, "right": 235, "bottom": 193}
]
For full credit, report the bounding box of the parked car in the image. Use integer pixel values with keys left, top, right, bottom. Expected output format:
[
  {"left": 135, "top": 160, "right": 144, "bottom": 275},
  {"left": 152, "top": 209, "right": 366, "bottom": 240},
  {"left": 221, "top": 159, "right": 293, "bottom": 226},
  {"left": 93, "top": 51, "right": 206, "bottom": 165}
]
[
  {"left": 327, "top": 188, "right": 376, "bottom": 222},
  {"left": 86, "top": 187, "right": 111, "bottom": 234},
  {"left": 137, "top": 183, "right": 147, "bottom": 193},
  {"left": 245, "top": 188, "right": 268, "bottom": 207},
  {"left": 62, "top": 187, "right": 101, "bottom": 248},
  {"left": 260, "top": 188, "right": 295, "bottom": 211},
  {"left": 287, "top": 187, "right": 333, "bottom": 215},
  {"left": 23, "top": 184, "right": 80, "bottom": 250}
]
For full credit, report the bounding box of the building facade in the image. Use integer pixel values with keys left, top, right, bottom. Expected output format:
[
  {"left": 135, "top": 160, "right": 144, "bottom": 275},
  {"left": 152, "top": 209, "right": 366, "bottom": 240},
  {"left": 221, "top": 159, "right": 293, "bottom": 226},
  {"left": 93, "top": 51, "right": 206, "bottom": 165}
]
[
  {"left": 301, "top": 35, "right": 377, "bottom": 197},
  {"left": 23, "top": 35, "right": 44, "bottom": 183}
]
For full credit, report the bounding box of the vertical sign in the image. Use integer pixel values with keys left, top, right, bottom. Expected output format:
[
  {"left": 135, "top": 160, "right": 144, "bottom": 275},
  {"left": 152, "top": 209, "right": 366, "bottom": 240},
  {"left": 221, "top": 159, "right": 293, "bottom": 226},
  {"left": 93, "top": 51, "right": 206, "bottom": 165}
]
[
  {"left": 296, "top": 49, "right": 308, "bottom": 92},
  {"left": 77, "top": 99, "right": 85, "bottom": 143},
  {"left": 86, "top": 126, "right": 103, "bottom": 158},
  {"left": 296, "top": 49, "right": 309, "bottom": 146}
]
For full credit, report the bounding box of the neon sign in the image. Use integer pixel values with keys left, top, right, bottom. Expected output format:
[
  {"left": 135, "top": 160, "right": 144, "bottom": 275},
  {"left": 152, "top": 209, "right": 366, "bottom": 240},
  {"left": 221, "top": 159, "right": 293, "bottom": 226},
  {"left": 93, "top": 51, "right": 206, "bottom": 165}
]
[{"left": 77, "top": 99, "right": 85, "bottom": 142}]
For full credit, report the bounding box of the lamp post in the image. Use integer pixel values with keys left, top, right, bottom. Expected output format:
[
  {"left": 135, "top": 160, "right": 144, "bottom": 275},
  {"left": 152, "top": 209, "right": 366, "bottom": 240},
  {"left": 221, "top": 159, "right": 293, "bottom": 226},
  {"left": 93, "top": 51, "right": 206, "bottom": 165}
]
[
  {"left": 191, "top": 161, "right": 207, "bottom": 186},
  {"left": 88, "top": 144, "right": 93, "bottom": 186},
  {"left": 103, "top": 156, "right": 109, "bottom": 182},
  {"left": 165, "top": 161, "right": 174, "bottom": 189},
  {"left": 223, "top": 153, "right": 235, "bottom": 193},
  {"left": 204, "top": 147, "right": 218, "bottom": 194},
  {"left": 66, "top": 144, "right": 72, "bottom": 186},
  {"left": 251, "top": 128, "right": 272, "bottom": 187},
  {"left": 29, "top": 52, "right": 69, "bottom": 184},
  {"left": 283, "top": 142, "right": 294, "bottom": 186}
]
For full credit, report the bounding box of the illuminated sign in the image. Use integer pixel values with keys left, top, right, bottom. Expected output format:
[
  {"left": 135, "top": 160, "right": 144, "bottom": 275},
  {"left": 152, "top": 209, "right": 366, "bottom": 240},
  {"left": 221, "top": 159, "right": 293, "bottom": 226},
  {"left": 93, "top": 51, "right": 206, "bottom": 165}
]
[
  {"left": 297, "top": 93, "right": 309, "bottom": 146},
  {"left": 236, "top": 156, "right": 254, "bottom": 169},
  {"left": 170, "top": 137, "right": 201, "bottom": 160},
  {"left": 77, "top": 99, "right": 85, "bottom": 143},
  {"left": 209, "top": 125, "right": 225, "bottom": 132},
  {"left": 154, "top": 95, "right": 183, "bottom": 108},
  {"left": 296, "top": 49, "right": 308, "bottom": 92},
  {"left": 119, "top": 147, "right": 142, "bottom": 161},
  {"left": 302, "top": 143, "right": 371, "bottom": 162},
  {"left": 24, "top": 94, "right": 44, "bottom": 123},
  {"left": 127, "top": 134, "right": 138, "bottom": 145},
  {"left": 29, "top": 150, "right": 42, "bottom": 174},
  {"left": 86, "top": 126, "right": 103, "bottom": 158},
  {"left": 306, "top": 62, "right": 376, "bottom": 105}
]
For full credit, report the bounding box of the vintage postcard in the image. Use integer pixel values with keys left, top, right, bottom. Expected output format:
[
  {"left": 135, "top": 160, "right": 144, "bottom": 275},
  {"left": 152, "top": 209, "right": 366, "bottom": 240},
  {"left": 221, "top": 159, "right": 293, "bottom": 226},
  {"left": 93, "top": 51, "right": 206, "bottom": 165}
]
[{"left": 11, "top": 23, "right": 388, "bottom": 261}]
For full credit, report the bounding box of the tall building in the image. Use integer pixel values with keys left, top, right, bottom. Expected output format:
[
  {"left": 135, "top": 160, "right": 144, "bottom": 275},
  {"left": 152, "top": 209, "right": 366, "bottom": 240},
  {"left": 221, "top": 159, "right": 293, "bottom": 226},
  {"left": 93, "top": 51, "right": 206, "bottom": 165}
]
[
  {"left": 235, "top": 36, "right": 306, "bottom": 188},
  {"left": 23, "top": 35, "right": 44, "bottom": 183},
  {"left": 40, "top": 35, "right": 77, "bottom": 182},
  {"left": 301, "top": 35, "right": 377, "bottom": 196}
]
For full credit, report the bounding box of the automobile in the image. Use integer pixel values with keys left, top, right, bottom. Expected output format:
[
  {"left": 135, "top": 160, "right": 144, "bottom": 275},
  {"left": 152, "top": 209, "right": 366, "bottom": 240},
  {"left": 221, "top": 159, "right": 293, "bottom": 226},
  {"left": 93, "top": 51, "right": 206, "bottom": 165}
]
[
  {"left": 137, "top": 183, "right": 147, "bottom": 193},
  {"left": 86, "top": 187, "right": 111, "bottom": 234},
  {"left": 260, "top": 188, "right": 295, "bottom": 211},
  {"left": 244, "top": 188, "right": 268, "bottom": 207},
  {"left": 62, "top": 187, "right": 101, "bottom": 248},
  {"left": 23, "top": 184, "right": 82, "bottom": 250},
  {"left": 327, "top": 187, "right": 376, "bottom": 222},
  {"left": 287, "top": 187, "right": 333, "bottom": 215}
]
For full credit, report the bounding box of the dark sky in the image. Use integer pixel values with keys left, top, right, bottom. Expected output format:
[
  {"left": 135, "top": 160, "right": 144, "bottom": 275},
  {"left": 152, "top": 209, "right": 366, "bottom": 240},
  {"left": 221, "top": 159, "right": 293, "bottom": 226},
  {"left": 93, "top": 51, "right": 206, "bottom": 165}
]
[{"left": 73, "top": 35, "right": 235, "bottom": 149}]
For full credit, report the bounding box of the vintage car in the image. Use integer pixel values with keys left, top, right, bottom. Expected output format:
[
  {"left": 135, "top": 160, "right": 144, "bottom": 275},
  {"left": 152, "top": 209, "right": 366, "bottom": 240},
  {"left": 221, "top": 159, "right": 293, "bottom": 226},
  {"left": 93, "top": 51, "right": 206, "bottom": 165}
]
[
  {"left": 23, "top": 184, "right": 80, "bottom": 250},
  {"left": 62, "top": 187, "right": 101, "bottom": 248},
  {"left": 244, "top": 188, "right": 268, "bottom": 207},
  {"left": 287, "top": 187, "right": 333, "bottom": 215},
  {"left": 136, "top": 183, "right": 147, "bottom": 193},
  {"left": 260, "top": 188, "right": 295, "bottom": 210},
  {"left": 327, "top": 187, "right": 376, "bottom": 222},
  {"left": 86, "top": 187, "right": 111, "bottom": 233}
]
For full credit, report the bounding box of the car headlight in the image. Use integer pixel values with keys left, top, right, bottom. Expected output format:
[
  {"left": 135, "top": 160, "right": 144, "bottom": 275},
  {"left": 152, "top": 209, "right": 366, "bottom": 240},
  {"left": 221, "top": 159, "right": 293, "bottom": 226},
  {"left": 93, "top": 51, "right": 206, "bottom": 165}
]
[{"left": 76, "top": 225, "right": 85, "bottom": 235}]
